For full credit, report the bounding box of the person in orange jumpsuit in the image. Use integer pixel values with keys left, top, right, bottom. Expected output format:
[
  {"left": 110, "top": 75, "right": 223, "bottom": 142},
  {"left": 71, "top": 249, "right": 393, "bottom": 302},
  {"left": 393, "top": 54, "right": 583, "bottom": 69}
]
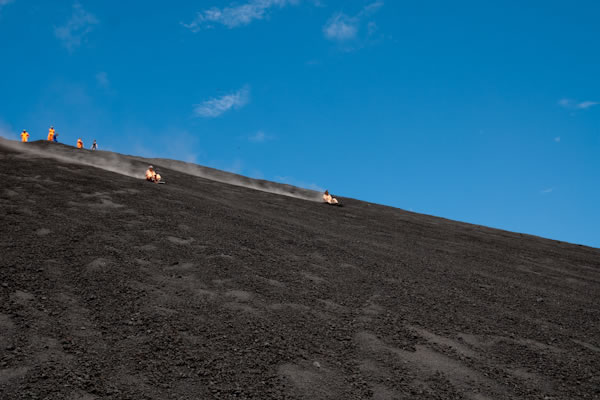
[
  {"left": 47, "top": 126, "right": 55, "bottom": 141},
  {"left": 323, "top": 190, "right": 339, "bottom": 205},
  {"left": 20, "top": 130, "right": 29, "bottom": 142},
  {"left": 76, "top": 138, "right": 83, "bottom": 149},
  {"left": 145, "top": 165, "right": 162, "bottom": 183}
]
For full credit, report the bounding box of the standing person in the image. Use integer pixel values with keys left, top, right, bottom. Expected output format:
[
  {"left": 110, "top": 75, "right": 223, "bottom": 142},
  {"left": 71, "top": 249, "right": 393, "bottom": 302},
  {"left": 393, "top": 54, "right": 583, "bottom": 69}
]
[
  {"left": 47, "top": 126, "right": 55, "bottom": 141},
  {"left": 90, "top": 140, "right": 98, "bottom": 150},
  {"left": 76, "top": 138, "right": 83, "bottom": 149},
  {"left": 53, "top": 132, "right": 59, "bottom": 142},
  {"left": 20, "top": 130, "right": 30, "bottom": 142}
]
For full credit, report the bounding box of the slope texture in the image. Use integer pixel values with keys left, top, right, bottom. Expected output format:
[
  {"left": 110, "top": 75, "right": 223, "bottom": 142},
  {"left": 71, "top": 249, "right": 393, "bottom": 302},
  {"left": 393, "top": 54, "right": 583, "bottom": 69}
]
[{"left": 1, "top": 141, "right": 599, "bottom": 399}]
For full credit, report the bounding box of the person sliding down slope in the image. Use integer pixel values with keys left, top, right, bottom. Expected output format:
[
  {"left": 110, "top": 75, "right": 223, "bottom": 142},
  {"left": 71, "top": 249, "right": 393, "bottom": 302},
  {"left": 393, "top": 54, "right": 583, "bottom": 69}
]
[
  {"left": 145, "top": 165, "right": 162, "bottom": 183},
  {"left": 323, "top": 190, "right": 340, "bottom": 206},
  {"left": 20, "top": 130, "right": 29, "bottom": 142}
]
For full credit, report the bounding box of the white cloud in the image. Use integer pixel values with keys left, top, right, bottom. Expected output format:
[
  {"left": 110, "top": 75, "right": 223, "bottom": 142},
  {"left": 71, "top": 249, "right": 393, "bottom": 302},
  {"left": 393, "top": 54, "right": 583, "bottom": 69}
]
[
  {"left": 323, "top": 13, "right": 358, "bottom": 41},
  {"left": 248, "top": 130, "right": 272, "bottom": 142},
  {"left": 576, "top": 101, "right": 599, "bottom": 109},
  {"left": 362, "top": 1, "right": 384, "bottom": 15},
  {"left": 541, "top": 188, "right": 554, "bottom": 194},
  {"left": 95, "top": 72, "right": 109, "bottom": 88},
  {"left": 554, "top": 137, "right": 561, "bottom": 143},
  {"left": 183, "top": 0, "right": 300, "bottom": 31},
  {"left": 323, "top": 1, "right": 383, "bottom": 44},
  {"left": 194, "top": 86, "right": 250, "bottom": 118},
  {"left": 54, "top": 2, "right": 98, "bottom": 51},
  {"left": 558, "top": 98, "right": 599, "bottom": 110}
]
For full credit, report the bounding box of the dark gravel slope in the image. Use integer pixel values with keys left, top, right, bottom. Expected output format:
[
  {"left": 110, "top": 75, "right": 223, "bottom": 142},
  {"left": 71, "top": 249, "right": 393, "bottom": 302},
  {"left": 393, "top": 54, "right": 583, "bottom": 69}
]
[{"left": 1, "top": 140, "right": 599, "bottom": 399}]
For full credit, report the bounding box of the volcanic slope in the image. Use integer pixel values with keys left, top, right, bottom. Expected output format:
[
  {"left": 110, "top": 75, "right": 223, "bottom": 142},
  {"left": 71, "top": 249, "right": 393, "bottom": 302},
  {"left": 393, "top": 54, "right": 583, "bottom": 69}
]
[{"left": 1, "top": 140, "right": 599, "bottom": 400}]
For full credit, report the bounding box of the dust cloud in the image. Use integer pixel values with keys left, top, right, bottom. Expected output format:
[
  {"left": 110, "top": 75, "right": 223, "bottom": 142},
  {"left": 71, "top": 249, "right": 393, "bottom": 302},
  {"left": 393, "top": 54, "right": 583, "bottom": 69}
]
[
  {"left": 143, "top": 158, "right": 324, "bottom": 202},
  {"left": 0, "top": 138, "right": 143, "bottom": 179},
  {"left": 0, "top": 138, "right": 326, "bottom": 202}
]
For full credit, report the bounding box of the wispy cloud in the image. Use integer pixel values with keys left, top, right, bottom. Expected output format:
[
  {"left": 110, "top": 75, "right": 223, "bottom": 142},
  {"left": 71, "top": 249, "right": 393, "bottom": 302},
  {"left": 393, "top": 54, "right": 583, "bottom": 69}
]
[
  {"left": 323, "top": 13, "right": 359, "bottom": 41},
  {"left": 248, "top": 130, "right": 273, "bottom": 142},
  {"left": 323, "top": 1, "right": 383, "bottom": 48},
  {"left": 183, "top": 0, "right": 300, "bottom": 31},
  {"left": 54, "top": 2, "right": 98, "bottom": 51},
  {"left": 541, "top": 188, "right": 554, "bottom": 194},
  {"left": 0, "top": 0, "right": 14, "bottom": 17},
  {"left": 367, "top": 21, "right": 378, "bottom": 36},
  {"left": 554, "top": 136, "right": 561, "bottom": 143},
  {"left": 558, "top": 98, "right": 599, "bottom": 110},
  {"left": 95, "top": 72, "right": 109, "bottom": 88},
  {"left": 194, "top": 86, "right": 250, "bottom": 118},
  {"left": 0, "top": 0, "right": 14, "bottom": 9}
]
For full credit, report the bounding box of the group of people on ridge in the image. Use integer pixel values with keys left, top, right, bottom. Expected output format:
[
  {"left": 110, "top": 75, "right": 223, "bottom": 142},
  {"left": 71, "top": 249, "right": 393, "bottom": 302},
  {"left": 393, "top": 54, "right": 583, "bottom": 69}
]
[{"left": 20, "top": 126, "right": 98, "bottom": 151}]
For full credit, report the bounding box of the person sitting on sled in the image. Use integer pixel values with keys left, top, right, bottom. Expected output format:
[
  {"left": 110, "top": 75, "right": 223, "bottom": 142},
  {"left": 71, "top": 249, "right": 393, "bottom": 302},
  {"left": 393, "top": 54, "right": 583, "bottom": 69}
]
[
  {"left": 145, "top": 165, "right": 162, "bottom": 183},
  {"left": 323, "top": 190, "right": 339, "bottom": 205}
]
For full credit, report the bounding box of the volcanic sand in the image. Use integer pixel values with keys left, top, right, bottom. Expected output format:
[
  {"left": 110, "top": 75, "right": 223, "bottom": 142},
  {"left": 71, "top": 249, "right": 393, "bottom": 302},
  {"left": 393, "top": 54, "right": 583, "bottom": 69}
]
[{"left": 1, "top": 140, "right": 599, "bottom": 399}]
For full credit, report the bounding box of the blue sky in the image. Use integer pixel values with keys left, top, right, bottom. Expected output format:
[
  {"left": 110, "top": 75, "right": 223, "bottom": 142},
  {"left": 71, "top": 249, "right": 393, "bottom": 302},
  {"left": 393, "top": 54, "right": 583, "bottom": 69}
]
[{"left": 1, "top": 0, "right": 599, "bottom": 248}]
